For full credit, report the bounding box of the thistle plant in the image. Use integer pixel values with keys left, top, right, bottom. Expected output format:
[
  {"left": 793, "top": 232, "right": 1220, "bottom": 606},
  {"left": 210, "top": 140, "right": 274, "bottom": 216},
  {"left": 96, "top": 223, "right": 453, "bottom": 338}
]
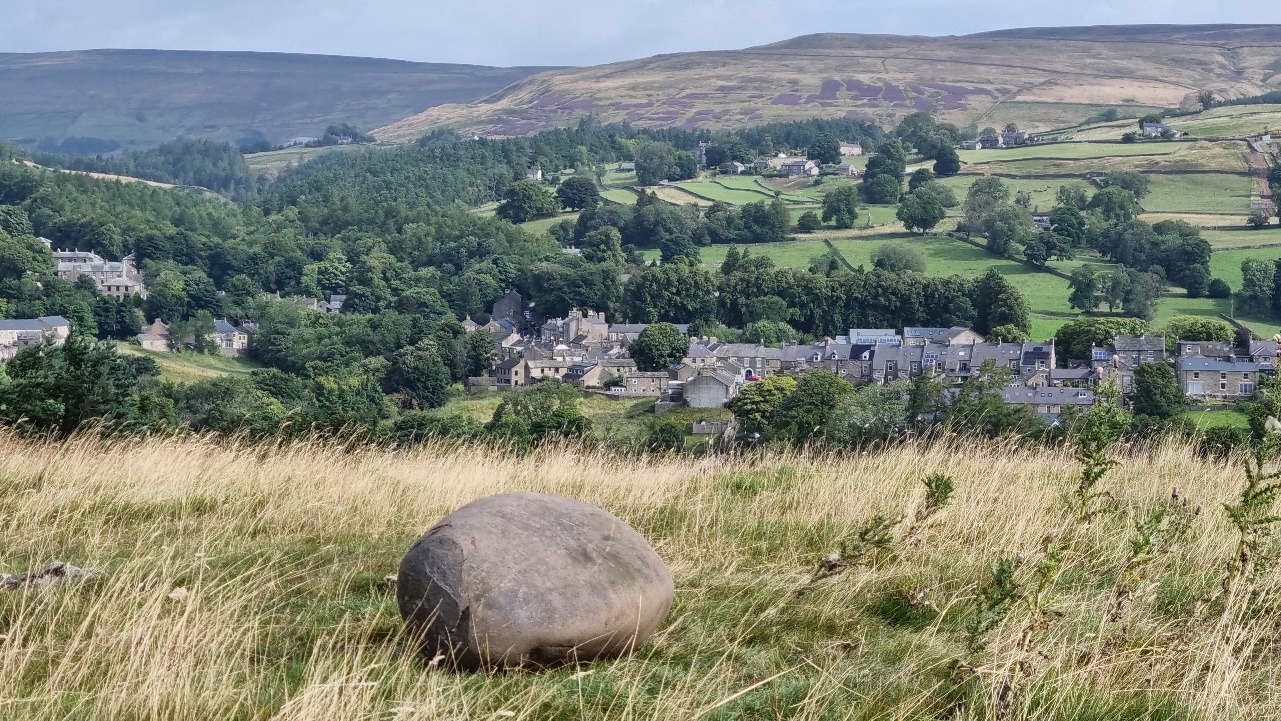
[
  {"left": 1071, "top": 381, "right": 1128, "bottom": 524},
  {"left": 965, "top": 556, "right": 1024, "bottom": 650},
  {"left": 904, "top": 472, "right": 955, "bottom": 546},
  {"left": 1106, "top": 489, "right": 1198, "bottom": 623},
  {"left": 1219, "top": 376, "right": 1281, "bottom": 608}
]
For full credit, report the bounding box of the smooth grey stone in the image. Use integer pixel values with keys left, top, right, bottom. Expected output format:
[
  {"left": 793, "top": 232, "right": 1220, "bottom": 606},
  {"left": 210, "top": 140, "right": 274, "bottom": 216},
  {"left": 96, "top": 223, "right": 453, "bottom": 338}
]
[{"left": 398, "top": 491, "right": 674, "bottom": 670}]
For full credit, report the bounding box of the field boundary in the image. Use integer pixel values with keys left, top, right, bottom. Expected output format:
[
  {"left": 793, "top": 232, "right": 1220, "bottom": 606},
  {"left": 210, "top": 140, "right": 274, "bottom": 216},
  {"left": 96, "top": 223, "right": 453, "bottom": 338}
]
[{"left": 821, "top": 239, "right": 857, "bottom": 271}]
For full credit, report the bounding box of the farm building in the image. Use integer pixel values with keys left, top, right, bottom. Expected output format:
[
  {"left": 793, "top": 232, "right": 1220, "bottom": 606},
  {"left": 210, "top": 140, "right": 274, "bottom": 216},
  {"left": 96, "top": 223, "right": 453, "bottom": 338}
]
[
  {"left": 1141, "top": 122, "right": 1174, "bottom": 138},
  {"left": 839, "top": 143, "right": 863, "bottom": 156},
  {"left": 782, "top": 159, "right": 820, "bottom": 177}
]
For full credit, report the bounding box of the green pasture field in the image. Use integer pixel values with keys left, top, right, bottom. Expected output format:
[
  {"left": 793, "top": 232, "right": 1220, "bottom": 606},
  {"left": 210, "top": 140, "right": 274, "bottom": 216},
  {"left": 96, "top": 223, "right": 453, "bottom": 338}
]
[
  {"left": 934, "top": 175, "right": 1095, "bottom": 212},
  {"left": 1201, "top": 227, "right": 1281, "bottom": 249},
  {"left": 1209, "top": 247, "right": 1281, "bottom": 290},
  {"left": 714, "top": 175, "right": 774, "bottom": 192},
  {"left": 602, "top": 168, "right": 638, "bottom": 187},
  {"left": 674, "top": 182, "right": 777, "bottom": 205},
  {"left": 986, "top": 102, "right": 1164, "bottom": 136},
  {"left": 1141, "top": 173, "right": 1256, "bottom": 215},
  {"left": 600, "top": 188, "right": 639, "bottom": 205},
  {"left": 961, "top": 142, "right": 1181, "bottom": 164},
  {"left": 518, "top": 212, "right": 579, "bottom": 235},
  {"left": 959, "top": 141, "right": 1247, "bottom": 175},
  {"left": 1046, "top": 105, "right": 1281, "bottom": 142}
]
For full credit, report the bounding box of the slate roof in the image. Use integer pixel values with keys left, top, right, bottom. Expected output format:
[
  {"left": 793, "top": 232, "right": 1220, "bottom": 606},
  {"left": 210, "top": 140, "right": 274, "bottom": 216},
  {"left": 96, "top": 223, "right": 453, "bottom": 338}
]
[
  {"left": 1179, "top": 358, "right": 1262, "bottom": 372},
  {"left": 1114, "top": 335, "right": 1165, "bottom": 352},
  {"left": 1002, "top": 387, "right": 1095, "bottom": 406},
  {"left": 213, "top": 320, "right": 239, "bottom": 334},
  {"left": 0, "top": 320, "right": 44, "bottom": 332}
]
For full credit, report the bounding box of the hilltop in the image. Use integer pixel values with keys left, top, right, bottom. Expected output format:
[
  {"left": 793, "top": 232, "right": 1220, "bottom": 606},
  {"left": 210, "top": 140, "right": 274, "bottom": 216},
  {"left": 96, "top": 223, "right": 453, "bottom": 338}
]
[
  {"left": 0, "top": 49, "right": 554, "bottom": 152},
  {"left": 376, "top": 24, "right": 1281, "bottom": 141}
]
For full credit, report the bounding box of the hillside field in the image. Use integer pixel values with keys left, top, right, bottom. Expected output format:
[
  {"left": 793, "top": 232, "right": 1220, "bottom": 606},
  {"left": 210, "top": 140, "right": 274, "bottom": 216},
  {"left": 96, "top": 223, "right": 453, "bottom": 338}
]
[
  {"left": 3, "top": 432, "right": 1280, "bottom": 719},
  {"left": 118, "top": 345, "right": 260, "bottom": 383}
]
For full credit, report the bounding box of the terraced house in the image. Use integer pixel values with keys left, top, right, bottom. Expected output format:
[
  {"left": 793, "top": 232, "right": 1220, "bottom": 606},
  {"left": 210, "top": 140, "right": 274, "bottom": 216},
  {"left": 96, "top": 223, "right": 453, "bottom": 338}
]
[{"left": 1177, "top": 357, "right": 1260, "bottom": 402}]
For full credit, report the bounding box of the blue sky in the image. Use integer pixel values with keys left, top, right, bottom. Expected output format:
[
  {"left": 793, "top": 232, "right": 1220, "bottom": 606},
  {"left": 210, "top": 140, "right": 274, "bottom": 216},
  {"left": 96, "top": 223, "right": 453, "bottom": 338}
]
[{"left": 3, "top": 0, "right": 1270, "bottom": 66}]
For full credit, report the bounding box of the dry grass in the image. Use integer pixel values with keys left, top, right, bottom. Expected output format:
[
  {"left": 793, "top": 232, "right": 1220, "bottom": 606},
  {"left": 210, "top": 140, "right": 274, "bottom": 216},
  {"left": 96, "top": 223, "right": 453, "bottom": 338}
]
[{"left": 0, "top": 431, "right": 1278, "bottom": 719}]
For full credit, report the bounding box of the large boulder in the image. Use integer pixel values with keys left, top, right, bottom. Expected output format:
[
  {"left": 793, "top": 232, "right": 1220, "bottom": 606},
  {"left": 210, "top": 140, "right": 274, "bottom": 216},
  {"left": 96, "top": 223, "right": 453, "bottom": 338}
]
[{"left": 397, "top": 491, "right": 674, "bottom": 670}]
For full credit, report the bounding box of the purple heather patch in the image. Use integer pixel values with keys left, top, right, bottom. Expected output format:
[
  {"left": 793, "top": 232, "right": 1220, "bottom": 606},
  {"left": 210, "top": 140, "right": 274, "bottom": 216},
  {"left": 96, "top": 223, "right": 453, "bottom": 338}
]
[
  {"left": 680, "top": 93, "right": 715, "bottom": 100},
  {"left": 737, "top": 107, "right": 760, "bottom": 115},
  {"left": 662, "top": 98, "right": 695, "bottom": 108},
  {"left": 530, "top": 94, "right": 570, "bottom": 109},
  {"left": 561, "top": 99, "right": 596, "bottom": 110},
  {"left": 913, "top": 98, "right": 936, "bottom": 111},
  {"left": 844, "top": 79, "right": 882, "bottom": 97},
  {"left": 882, "top": 85, "right": 905, "bottom": 103},
  {"left": 623, "top": 110, "right": 648, "bottom": 122},
  {"left": 715, "top": 85, "right": 745, "bottom": 92},
  {"left": 943, "top": 100, "right": 967, "bottom": 110},
  {"left": 613, "top": 101, "right": 655, "bottom": 110},
  {"left": 818, "top": 79, "right": 843, "bottom": 100},
  {"left": 771, "top": 94, "right": 803, "bottom": 106}
]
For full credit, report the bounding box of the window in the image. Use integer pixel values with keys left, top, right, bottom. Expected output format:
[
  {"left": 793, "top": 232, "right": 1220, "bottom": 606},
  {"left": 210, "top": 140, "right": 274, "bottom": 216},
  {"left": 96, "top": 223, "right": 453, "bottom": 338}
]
[
  {"left": 1241, "top": 383, "right": 1256, "bottom": 395},
  {"left": 1221, "top": 372, "right": 1228, "bottom": 380},
  {"left": 1244, "top": 373, "right": 1251, "bottom": 380},
  {"left": 1188, "top": 382, "right": 1204, "bottom": 394},
  {"left": 1220, "top": 382, "right": 1228, "bottom": 391},
  {"left": 1192, "top": 371, "right": 1200, "bottom": 380}
]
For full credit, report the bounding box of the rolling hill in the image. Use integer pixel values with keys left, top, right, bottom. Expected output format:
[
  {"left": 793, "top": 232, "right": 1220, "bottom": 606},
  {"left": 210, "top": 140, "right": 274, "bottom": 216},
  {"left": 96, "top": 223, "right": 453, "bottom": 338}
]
[
  {"left": 375, "top": 24, "right": 1281, "bottom": 141},
  {"left": 0, "top": 49, "right": 555, "bottom": 152}
]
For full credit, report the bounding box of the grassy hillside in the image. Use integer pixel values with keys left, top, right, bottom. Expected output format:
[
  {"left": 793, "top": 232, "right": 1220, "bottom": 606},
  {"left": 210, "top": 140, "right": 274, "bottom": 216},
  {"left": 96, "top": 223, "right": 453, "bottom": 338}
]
[
  {"left": 376, "top": 25, "right": 1281, "bottom": 141},
  {"left": 1, "top": 432, "right": 1278, "bottom": 719},
  {"left": 118, "top": 345, "right": 259, "bottom": 383},
  {"left": 0, "top": 50, "right": 554, "bottom": 151}
]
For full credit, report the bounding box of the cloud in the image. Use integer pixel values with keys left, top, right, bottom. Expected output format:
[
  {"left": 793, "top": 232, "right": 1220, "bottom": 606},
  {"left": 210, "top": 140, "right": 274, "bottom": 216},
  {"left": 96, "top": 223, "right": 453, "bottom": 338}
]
[{"left": 3, "top": 0, "right": 1268, "bottom": 66}]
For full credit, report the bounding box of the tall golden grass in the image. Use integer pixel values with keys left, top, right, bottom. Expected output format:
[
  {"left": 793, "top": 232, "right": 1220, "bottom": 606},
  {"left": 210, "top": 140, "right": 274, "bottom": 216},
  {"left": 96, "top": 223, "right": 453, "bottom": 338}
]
[{"left": 0, "top": 430, "right": 1276, "bottom": 719}]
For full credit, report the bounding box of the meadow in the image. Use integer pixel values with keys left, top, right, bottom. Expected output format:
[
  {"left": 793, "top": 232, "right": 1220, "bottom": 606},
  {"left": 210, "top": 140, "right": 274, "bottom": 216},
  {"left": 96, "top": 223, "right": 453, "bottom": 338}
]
[
  {"left": 3, "top": 432, "right": 1281, "bottom": 719},
  {"left": 1141, "top": 174, "right": 1256, "bottom": 215},
  {"left": 118, "top": 345, "right": 260, "bottom": 383}
]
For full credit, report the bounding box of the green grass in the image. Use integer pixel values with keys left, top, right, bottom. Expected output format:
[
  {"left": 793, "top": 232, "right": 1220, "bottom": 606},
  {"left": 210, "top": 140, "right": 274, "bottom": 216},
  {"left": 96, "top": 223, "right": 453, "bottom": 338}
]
[
  {"left": 119, "top": 345, "right": 260, "bottom": 383},
  {"left": 1142, "top": 174, "right": 1256, "bottom": 215},
  {"left": 519, "top": 212, "right": 580, "bottom": 236},
  {"left": 600, "top": 188, "right": 639, "bottom": 205},
  {"left": 674, "top": 182, "right": 775, "bottom": 205},
  {"left": 1184, "top": 409, "right": 1251, "bottom": 430},
  {"left": 1201, "top": 227, "right": 1281, "bottom": 249},
  {"left": 962, "top": 142, "right": 1181, "bottom": 164}
]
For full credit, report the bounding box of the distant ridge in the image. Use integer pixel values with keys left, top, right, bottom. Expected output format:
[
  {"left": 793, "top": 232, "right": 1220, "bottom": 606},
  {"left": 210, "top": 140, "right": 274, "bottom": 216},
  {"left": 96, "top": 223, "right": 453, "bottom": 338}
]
[
  {"left": 968, "top": 24, "right": 1281, "bottom": 42},
  {"left": 0, "top": 49, "right": 557, "bottom": 151},
  {"left": 375, "top": 24, "right": 1281, "bottom": 142}
]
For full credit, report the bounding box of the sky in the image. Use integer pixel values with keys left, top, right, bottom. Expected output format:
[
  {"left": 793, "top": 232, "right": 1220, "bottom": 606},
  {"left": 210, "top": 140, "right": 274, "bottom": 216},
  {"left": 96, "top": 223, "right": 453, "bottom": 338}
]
[{"left": 2, "top": 0, "right": 1270, "bottom": 67}]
